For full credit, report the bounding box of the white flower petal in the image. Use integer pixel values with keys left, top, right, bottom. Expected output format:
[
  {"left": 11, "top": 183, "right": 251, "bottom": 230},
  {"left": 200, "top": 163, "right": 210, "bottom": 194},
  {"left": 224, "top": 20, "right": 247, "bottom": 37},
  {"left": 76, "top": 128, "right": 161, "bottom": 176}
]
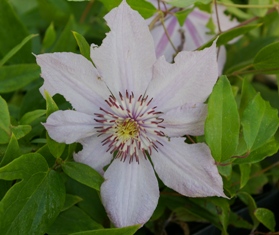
[
  {"left": 91, "top": 1, "right": 156, "bottom": 98},
  {"left": 101, "top": 157, "right": 159, "bottom": 227},
  {"left": 74, "top": 135, "right": 113, "bottom": 174},
  {"left": 44, "top": 110, "right": 96, "bottom": 144},
  {"left": 36, "top": 52, "right": 110, "bottom": 115},
  {"left": 162, "top": 103, "right": 207, "bottom": 137},
  {"left": 218, "top": 46, "right": 226, "bottom": 75},
  {"left": 151, "top": 138, "right": 226, "bottom": 197},
  {"left": 146, "top": 41, "right": 218, "bottom": 112}
]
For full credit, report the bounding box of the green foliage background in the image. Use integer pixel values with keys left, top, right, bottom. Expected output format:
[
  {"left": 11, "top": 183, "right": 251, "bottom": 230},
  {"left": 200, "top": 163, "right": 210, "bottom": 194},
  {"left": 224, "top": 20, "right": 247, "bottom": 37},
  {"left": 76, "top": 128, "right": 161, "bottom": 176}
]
[{"left": 0, "top": 0, "right": 279, "bottom": 234}]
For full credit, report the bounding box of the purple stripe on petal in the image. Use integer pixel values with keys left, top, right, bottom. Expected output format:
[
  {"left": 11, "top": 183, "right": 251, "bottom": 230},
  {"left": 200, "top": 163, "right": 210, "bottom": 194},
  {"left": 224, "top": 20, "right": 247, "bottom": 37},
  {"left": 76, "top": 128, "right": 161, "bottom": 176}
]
[
  {"left": 185, "top": 19, "right": 203, "bottom": 48},
  {"left": 190, "top": 9, "right": 210, "bottom": 21},
  {"left": 156, "top": 17, "right": 177, "bottom": 57}
]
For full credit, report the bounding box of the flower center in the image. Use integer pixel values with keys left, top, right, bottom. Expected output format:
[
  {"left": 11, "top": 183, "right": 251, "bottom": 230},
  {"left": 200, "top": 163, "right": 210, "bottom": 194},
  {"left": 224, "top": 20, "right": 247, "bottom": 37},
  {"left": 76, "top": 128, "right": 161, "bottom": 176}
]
[
  {"left": 116, "top": 118, "right": 138, "bottom": 142},
  {"left": 94, "top": 91, "right": 165, "bottom": 163}
]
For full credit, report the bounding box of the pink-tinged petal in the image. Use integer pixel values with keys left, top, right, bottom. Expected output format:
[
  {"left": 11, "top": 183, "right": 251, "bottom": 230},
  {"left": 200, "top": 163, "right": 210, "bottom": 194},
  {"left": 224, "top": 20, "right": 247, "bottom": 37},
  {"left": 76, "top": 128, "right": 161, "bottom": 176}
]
[
  {"left": 151, "top": 15, "right": 182, "bottom": 62},
  {"left": 74, "top": 135, "right": 113, "bottom": 174},
  {"left": 184, "top": 9, "right": 211, "bottom": 51},
  {"left": 146, "top": 41, "right": 218, "bottom": 112},
  {"left": 151, "top": 138, "right": 226, "bottom": 197},
  {"left": 36, "top": 52, "right": 110, "bottom": 115},
  {"left": 44, "top": 110, "right": 96, "bottom": 144},
  {"left": 101, "top": 157, "right": 159, "bottom": 227},
  {"left": 162, "top": 103, "right": 207, "bottom": 137},
  {"left": 91, "top": 1, "right": 156, "bottom": 98},
  {"left": 213, "top": 5, "right": 239, "bottom": 33}
]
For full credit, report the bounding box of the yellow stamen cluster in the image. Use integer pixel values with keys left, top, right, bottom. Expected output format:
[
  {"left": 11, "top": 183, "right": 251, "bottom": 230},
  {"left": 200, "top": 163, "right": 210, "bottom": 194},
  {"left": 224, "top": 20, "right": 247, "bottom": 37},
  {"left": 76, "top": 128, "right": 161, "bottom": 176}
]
[{"left": 115, "top": 118, "right": 138, "bottom": 142}]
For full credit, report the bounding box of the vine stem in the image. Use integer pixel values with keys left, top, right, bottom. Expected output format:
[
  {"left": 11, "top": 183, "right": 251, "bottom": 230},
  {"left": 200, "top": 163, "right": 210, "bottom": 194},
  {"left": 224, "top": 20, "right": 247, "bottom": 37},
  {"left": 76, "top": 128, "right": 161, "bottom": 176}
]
[
  {"left": 80, "top": 0, "right": 95, "bottom": 23},
  {"left": 214, "top": 0, "right": 222, "bottom": 33},
  {"left": 250, "top": 161, "right": 279, "bottom": 179},
  {"left": 216, "top": 1, "right": 275, "bottom": 9}
]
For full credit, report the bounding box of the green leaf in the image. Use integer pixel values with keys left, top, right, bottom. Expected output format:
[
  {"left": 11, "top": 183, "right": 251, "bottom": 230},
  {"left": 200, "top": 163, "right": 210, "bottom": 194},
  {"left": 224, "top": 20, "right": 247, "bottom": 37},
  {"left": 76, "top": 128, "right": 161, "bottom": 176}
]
[
  {"left": 249, "top": 0, "right": 269, "bottom": 17},
  {"left": 45, "top": 90, "right": 59, "bottom": 117},
  {"left": 166, "top": 0, "right": 211, "bottom": 8},
  {"left": 0, "top": 0, "right": 33, "bottom": 63},
  {"left": 229, "top": 212, "right": 253, "bottom": 230},
  {"left": 254, "top": 208, "right": 276, "bottom": 232},
  {"left": 205, "top": 75, "right": 240, "bottom": 162},
  {"left": 161, "top": 194, "right": 222, "bottom": 229},
  {"left": 0, "top": 96, "right": 11, "bottom": 144},
  {"left": 217, "top": 164, "right": 232, "bottom": 178},
  {"left": 99, "top": 0, "right": 122, "bottom": 11},
  {"left": 65, "top": 177, "right": 107, "bottom": 225},
  {"left": 62, "top": 161, "right": 104, "bottom": 191},
  {"left": 45, "top": 91, "right": 66, "bottom": 158},
  {"left": 217, "top": 24, "right": 261, "bottom": 47},
  {"left": 70, "top": 225, "right": 141, "bottom": 235},
  {"left": 238, "top": 192, "right": 259, "bottom": 229},
  {"left": 207, "top": 198, "right": 230, "bottom": 234},
  {"left": 73, "top": 31, "right": 91, "bottom": 61},
  {"left": 239, "top": 164, "right": 251, "bottom": 188},
  {"left": 20, "top": 109, "right": 46, "bottom": 125},
  {"left": 242, "top": 164, "right": 268, "bottom": 195},
  {"left": 254, "top": 41, "right": 279, "bottom": 73},
  {"left": 174, "top": 8, "right": 193, "bottom": 27},
  {"left": 43, "top": 22, "right": 57, "bottom": 49},
  {"left": 0, "top": 34, "right": 38, "bottom": 67},
  {"left": 52, "top": 16, "right": 77, "bottom": 52},
  {"left": 0, "top": 64, "right": 40, "bottom": 93},
  {"left": 37, "top": 0, "right": 71, "bottom": 24},
  {"left": 62, "top": 194, "right": 83, "bottom": 212},
  {"left": 201, "top": 24, "right": 261, "bottom": 49},
  {"left": 241, "top": 93, "right": 279, "bottom": 151},
  {"left": 239, "top": 78, "right": 257, "bottom": 118},
  {"left": 0, "top": 153, "right": 65, "bottom": 235},
  {"left": 127, "top": 0, "right": 157, "bottom": 19},
  {"left": 234, "top": 136, "right": 279, "bottom": 164},
  {"left": 47, "top": 206, "right": 102, "bottom": 234},
  {"left": 0, "top": 134, "right": 20, "bottom": 167},
  {"left": 11, "top": 125, "right": 32, "bottom": 139}
]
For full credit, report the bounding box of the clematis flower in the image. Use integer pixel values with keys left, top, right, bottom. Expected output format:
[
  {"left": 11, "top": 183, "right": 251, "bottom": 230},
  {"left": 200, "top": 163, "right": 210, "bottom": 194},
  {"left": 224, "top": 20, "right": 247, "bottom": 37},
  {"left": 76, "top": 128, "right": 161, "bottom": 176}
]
[
  {"left": 36, "top": 0, "right": 226, "bottom": 228},
  {"left": 148, "top": 0, "right": 239, "bottom": 73}
]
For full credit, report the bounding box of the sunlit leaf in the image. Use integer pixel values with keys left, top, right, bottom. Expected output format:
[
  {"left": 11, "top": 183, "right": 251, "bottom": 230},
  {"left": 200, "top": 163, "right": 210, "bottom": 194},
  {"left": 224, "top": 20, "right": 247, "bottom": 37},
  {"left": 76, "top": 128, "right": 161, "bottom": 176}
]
[
  {"left": 205, "top": 75, "right": 240, "bottom": 162},
  {"left": 166, "top": 0, "right": 211, "bottom": 8},
  {"left": 73, "top": 31, "right": 91, "bottom": 61},
  {"left": 241, "top": 93, "right": 279, "bottom": 151},
  {"left": 11, "top": 125, "right": 32, "bottom": 140},
  {"left": 239, "top": 164, "right": 251, "bottom": 188}
]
